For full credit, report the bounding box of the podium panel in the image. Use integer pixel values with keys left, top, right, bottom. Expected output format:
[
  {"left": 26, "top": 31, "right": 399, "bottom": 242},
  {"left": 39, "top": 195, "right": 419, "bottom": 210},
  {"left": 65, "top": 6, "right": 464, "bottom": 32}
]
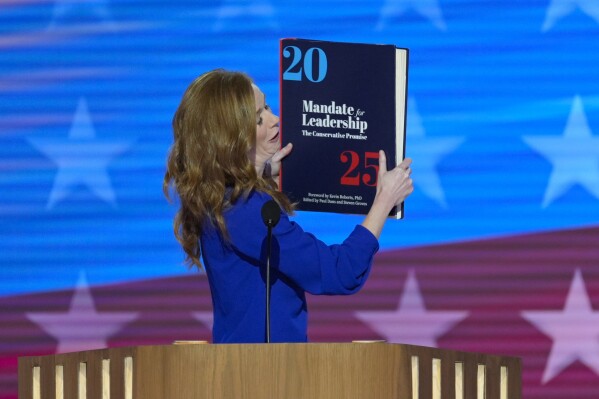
[{"left": 19, "top": 343, "right": 521, "bottom": 399}]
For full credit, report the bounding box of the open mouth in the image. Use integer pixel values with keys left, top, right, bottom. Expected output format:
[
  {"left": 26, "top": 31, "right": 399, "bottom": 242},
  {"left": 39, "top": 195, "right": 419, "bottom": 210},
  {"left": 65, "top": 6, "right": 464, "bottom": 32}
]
[{"left": 269, "top": 131, "right": 280, "bottom": 142}]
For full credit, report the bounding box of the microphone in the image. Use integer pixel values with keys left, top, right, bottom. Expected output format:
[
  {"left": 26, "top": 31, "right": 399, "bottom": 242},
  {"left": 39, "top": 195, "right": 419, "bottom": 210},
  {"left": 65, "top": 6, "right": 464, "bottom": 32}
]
[
  {"left": 261, "top": 199, "right": 281, "bottom": 227},
  {"left": 261, "top": 200, "right": 280, "bottom": 343}
]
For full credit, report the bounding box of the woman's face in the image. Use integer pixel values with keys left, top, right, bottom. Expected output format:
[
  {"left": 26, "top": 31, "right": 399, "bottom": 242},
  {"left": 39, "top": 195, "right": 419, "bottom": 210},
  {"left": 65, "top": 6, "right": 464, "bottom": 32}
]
[{"left": 252, "top": 84, "right": 280, "bottom": 167}]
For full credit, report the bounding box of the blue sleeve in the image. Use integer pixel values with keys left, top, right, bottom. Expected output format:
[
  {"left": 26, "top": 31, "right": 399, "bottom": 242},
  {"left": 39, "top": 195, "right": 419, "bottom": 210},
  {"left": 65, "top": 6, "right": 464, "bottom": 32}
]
[{"left": 224, "top": 191, "right": 379, "bottom": 295}]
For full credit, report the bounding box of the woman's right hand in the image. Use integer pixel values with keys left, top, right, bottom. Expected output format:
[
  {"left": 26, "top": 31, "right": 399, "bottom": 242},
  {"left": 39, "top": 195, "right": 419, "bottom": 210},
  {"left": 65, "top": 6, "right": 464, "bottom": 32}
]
[
  {"left": 360, "top": 151, "right": 414, "bottom": 239},
  {"left": 376, "top": 151, "right": 413, "bottom": 209}
]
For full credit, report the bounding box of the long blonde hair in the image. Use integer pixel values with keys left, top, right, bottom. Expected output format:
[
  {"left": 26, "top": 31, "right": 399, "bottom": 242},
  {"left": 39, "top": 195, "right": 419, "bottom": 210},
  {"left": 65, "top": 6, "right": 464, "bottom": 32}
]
[{"left": 164, "top": 69, "right": 292, "bottom": 268}]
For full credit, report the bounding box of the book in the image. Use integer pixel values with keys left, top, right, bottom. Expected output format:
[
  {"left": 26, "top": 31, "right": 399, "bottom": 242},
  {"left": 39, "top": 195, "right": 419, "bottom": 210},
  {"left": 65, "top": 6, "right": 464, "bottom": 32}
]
[{"left": 279, "top": 38, "right": 408, "bottom": 218}]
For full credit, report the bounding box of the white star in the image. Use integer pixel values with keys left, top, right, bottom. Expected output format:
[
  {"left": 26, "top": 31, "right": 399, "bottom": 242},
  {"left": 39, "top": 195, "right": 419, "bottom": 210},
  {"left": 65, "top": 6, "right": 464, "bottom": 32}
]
[
  {"left": 355, "top": 270, "right": 468, "bottom": 347},
  {"left": 542, "top": 0, "right": 599, "bottom": 32},
  {"left": 28, "top": 97, "right": 132, "bottom": 209},
  {"left": 192, "top": 311, "right": 214, "bottom": 331},
  {"left": 521, "top": 269, "right": 599, "bottom": 383},
  {"left": 213, "top": 0, "right": 278, "bottom": 32},
  {"left": 26, "top": 272, "right": 138, "bottom": 354},
  {"left": 523, "top": 96, "right": 599, "bottom": 207},
  {"left": 407, "top": 97, "right": 464, "bottom": 208},
  {"left": 376, "top": 0, "right": 446, "bottom": 31},
  {"left": 48, "top": 0, "right": 116, "bottom": 30}
]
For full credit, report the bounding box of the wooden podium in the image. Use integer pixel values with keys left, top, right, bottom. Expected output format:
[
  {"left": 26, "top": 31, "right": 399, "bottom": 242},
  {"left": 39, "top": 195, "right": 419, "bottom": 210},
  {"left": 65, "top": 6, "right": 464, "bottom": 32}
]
[{"left": 19, "top": 342, "right": 521, "bottom": 399}]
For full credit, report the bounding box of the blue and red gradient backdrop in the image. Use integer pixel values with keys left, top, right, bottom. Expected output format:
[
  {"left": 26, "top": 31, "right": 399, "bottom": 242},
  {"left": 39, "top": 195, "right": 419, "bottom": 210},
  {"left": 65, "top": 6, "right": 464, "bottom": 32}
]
[{"left": 1, "top": 1, "right": 599, "bottom": 398}]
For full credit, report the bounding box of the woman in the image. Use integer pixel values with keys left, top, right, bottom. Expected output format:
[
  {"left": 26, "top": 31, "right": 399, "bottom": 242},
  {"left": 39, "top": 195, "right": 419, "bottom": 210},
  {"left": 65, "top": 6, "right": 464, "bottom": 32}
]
[{"left": 164, "top": 69, "right": 413, "bottom": 343}]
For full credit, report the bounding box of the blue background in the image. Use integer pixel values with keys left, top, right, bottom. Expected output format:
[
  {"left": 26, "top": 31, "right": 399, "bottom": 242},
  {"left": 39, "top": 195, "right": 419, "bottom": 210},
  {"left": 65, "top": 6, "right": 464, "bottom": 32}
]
[
  {"left": 1, "top": 0, "right": 598, "bottom": 295},
  {"left": 3, "top": 2, "right": 599, "bottom": 398}
]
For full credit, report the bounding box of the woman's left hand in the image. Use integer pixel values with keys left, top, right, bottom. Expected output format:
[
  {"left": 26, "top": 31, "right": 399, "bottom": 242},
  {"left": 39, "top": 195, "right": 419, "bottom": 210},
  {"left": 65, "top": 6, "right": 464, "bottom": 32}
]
[{"left": 267, "top": 142, "right": 293, "bottom": 179}]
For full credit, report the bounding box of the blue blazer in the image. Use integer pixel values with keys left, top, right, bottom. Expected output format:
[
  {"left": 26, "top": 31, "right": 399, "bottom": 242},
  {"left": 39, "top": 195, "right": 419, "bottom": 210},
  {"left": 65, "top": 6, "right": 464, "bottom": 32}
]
[{"left": 200, "top": 190, "right": 379, "bottom": 343}]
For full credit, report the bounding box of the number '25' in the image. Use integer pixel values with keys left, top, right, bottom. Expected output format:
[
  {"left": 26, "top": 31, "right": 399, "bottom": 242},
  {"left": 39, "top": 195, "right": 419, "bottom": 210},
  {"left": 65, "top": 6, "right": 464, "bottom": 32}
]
[{"left": 340, "top": 151, "right": 379, "bottom": 187}]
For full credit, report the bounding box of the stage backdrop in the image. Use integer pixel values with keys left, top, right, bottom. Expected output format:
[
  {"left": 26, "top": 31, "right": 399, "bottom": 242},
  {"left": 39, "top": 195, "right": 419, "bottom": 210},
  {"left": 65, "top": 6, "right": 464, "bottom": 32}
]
[{"left": 1, "top": 1, "right": 599, "bottom": 398}]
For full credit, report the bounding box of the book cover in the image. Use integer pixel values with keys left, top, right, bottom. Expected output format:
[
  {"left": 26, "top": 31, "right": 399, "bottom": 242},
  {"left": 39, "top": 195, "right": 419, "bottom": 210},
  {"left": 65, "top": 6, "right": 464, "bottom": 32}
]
[{"left": 279, "top": 38, "right": 409, "bottom": 218}]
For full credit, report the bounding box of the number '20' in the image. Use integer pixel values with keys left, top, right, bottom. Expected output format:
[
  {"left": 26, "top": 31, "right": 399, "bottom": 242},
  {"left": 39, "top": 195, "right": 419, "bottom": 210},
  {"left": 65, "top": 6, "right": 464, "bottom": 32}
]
[{"left": 283, "top": 46, "right": 328, "bottom": 82}]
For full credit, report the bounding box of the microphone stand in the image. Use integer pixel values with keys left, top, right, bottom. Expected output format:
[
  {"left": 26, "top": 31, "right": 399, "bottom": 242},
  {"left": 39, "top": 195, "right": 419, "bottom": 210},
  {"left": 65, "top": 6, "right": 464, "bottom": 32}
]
[
  {"left": 261, "top": 199, "right": 280, "bottom": 344},
  {"left": 265, "top": 221, "right": 273, "bottom": 343}
]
